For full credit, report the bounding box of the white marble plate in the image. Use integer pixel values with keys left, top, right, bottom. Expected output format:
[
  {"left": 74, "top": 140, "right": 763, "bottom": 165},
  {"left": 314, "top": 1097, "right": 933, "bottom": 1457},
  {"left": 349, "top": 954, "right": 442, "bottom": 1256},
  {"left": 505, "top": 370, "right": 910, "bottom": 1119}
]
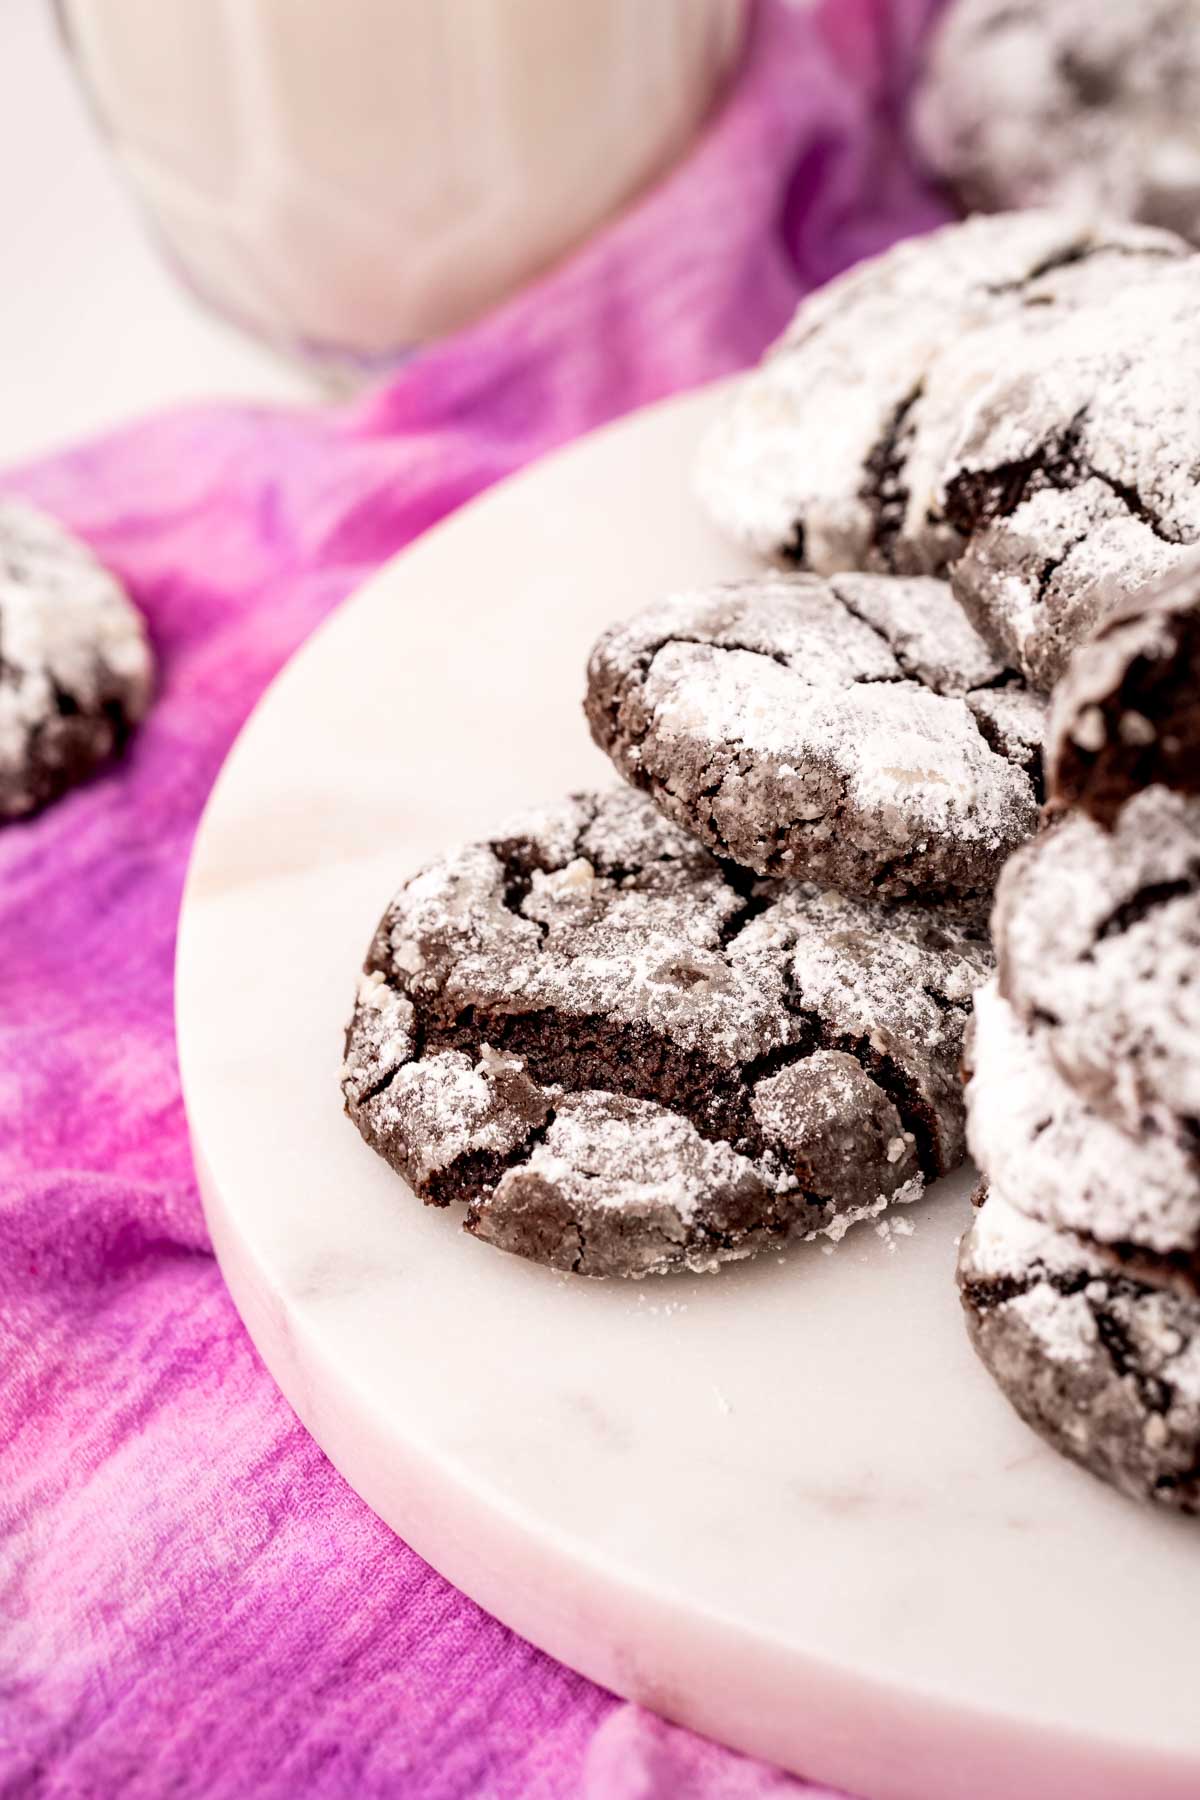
[{"left": 177, "top": 386, "right": 1200, "bottom": 1800}]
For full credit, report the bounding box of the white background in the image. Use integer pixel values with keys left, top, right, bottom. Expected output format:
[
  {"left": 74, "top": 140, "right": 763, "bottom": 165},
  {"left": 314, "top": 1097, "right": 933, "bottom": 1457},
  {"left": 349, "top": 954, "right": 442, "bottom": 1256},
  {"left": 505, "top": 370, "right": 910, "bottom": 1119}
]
[{"left": 0, "top": 0, "right": 312, "bottom": 468}]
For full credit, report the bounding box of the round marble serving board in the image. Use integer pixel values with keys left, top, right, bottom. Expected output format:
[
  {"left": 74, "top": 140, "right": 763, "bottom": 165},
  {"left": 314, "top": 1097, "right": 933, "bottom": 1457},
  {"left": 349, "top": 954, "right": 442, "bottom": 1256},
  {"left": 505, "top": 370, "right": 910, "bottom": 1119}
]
[{"left": 177, "top": 385, "right": 1200, "bottom": 1800}]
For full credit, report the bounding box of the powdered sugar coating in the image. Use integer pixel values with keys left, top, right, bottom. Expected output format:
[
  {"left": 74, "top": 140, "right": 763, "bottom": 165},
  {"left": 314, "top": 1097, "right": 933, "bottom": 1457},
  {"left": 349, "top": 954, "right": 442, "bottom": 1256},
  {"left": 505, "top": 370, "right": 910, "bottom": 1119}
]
[
  {"left": 914, "top": 0, "right": 1200, "bottom": 242},
  {"left": 959, "top": 1187, "right": 1200, "bottom": 1511},
  {"left": 965, "top": 686, "right": 1046, "bottom": 787},
  {"left": 474, "top": 1091, "right": 776, "bottom": 1277},
  {"left": 340, "top": 971, "right": 417, "bottom": 1105},
  {"left": 967, "top": 980, "right": 1200, "bottom": 1260},
  {"left": 585, "top": 573, "right": 1042, "bottom": 897},
  {"left": 944, "top": 257, "right": 1200, "bottom": 688},
  {"left": 695, "top": 211, "right": 1200, "bottom": 691},
  {"left": 830, "top": 569, "right": 1005, "bottom": 690},
  {"left": 696, "top": 212, "right": 1185, "bottom": 569},
  {"left": 343, "top": 787, "right": 993, "bottom": 1276},
  {"left": 994, "top": 788, "right": 1200, "bottom": 1136},
  {"left": 751, "top": 1048, "right": 919, "bottom": 1207},
  {"left": 370, "top": 1049, "right": 553, "bottom": 1189},
  {"left": 0, "top": 501, "right": 154, "bottom": 817},
  {"left": 1047, "top": 551, "right": 1200, "bottom": 822}
]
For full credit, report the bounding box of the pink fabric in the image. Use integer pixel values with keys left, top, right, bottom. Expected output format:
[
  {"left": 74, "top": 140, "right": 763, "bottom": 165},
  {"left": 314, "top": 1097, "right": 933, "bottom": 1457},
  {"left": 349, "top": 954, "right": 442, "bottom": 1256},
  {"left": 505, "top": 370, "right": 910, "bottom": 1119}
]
[{"left": 0, "top": 4, "right": 948, "bottom": 1794}]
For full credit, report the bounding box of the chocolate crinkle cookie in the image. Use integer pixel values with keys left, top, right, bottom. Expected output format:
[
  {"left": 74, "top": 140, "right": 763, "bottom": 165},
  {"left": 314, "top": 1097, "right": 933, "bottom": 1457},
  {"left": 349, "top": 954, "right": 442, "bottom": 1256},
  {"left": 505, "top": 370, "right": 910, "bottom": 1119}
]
[
  {"left": 993, "top": 786, "right": 1200, "bottom": 1141},
  {"left": 585, "top": 572, "right": 1043, "bottom": 898},
  {"left": 0, "top": 500, "right": 153, "bottom": 818},
  {"left": 959, "top": 1187, "right": 1200, "bottom": 1513},
  {"left": 914, "top": 0, "right": 1200, "bottom": 244},
  {"left": 966, "top": 754, "right": 1200, "bottom": 1506},
  {"left": 1047, "top": 552, "right": 1200, "bottom": 824},
  {"left": 342, "top": 788, "right": 992, "bottom": 1277},
  {"left": 695, "top": 210, "right": 1200, "bottom": 691},
  {"left": 966, "top": 979, "right": 1200, "bottom": 1269}
]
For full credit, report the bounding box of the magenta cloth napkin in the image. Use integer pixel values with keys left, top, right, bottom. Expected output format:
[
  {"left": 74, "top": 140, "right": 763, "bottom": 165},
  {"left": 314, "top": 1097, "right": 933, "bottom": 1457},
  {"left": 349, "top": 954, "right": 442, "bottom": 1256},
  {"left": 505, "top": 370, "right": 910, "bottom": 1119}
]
[{"left": 1, "top": 4, "right": 948, "bottom": 1794}]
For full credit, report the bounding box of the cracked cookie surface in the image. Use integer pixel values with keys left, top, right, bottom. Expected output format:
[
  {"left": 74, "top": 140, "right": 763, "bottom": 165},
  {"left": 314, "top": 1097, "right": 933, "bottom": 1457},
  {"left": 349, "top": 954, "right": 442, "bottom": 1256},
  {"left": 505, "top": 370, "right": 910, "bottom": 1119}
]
[
  {"left": 695, "top": 211, "right": 1200, "bottom": 691},
  {"left": 994, "top": 787, "right": 1200, "bottom": 1138},
  {"left": 1048, "top": 552, "right": 1200, "bottom": 823},
  {"left": 967, "top": 980, "right": 1200, "bottom": 1265},
  {"left": 585, "top": 572, "right": 1043, "bottom": 897},
  {"left": 959, "top": 1186, "right": 1200, "bottom": 1511},
  {"left": 342, "top": 787, "right": 992, "bottom": 1276},
  {"left": 914, "top": 0, "right": 1200, "bottom": 244},
  {"left": 0, "top": 501, "right": 154, "bottom": 818}
]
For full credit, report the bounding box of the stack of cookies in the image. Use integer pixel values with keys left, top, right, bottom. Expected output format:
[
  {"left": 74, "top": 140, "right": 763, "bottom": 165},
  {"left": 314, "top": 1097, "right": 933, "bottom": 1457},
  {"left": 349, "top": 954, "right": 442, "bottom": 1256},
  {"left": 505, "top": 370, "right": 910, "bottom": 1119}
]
[
  {"left": 341, "top": 562, "right": 1043, "bottom": 1277},
  {"left": 344, "top": 209, "right": 1200, "bottom": 1316},
  {"left": 959, "top": 559, "right": 1200, "bottom": 1511}
]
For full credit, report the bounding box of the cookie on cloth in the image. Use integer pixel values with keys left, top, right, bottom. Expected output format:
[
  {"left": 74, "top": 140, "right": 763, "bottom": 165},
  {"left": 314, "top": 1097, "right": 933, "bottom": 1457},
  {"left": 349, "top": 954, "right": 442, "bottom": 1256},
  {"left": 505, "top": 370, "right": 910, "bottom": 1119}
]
[
  {"left": 993, "top": 786, "right": 1200, "bottom": 1140},
  {"left": 966, "top": 979, "right": 1200, "bottom": 1267},
  {"left": 914, "top": 0, "right": 1200, "bottom": 243},
  {"left": 1047, "top": 553, "right": 1200, "bottom": 825},
  {"left": 695, "top": 211, "right": 1200, "bottom": 691},
  {"left": 585, "top": 571, "right": 1043, "bottom": 898},
  {"left": 958, "top": 1186, "right": 1200, "bottom": 1513},
  {"left": 342, "top": 787, "right": 992, "bottom": 1277},
  {"left": 0, "top": 500, "right": 154, "bottom": 818}
]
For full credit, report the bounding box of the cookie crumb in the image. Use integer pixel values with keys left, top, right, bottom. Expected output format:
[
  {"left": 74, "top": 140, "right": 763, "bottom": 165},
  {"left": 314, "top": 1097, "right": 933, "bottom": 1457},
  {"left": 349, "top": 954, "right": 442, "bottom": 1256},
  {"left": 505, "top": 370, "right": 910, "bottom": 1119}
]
[
  {"left": 1071, "top": 706, "right": 1108, "bottom": 753},
  {"left": 532, "top": 856, "right": 596, "bottom": 896},
  {"left": 1118, "top": 711, "right": 1157, "bottom": 746}
]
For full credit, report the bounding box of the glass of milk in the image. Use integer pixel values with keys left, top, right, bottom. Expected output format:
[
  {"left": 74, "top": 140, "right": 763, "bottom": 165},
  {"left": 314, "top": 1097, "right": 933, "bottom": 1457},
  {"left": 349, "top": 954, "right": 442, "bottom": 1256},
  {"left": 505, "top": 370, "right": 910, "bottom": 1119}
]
[{"left": 55, "top": 0, "right": 747, "bottom": 383}]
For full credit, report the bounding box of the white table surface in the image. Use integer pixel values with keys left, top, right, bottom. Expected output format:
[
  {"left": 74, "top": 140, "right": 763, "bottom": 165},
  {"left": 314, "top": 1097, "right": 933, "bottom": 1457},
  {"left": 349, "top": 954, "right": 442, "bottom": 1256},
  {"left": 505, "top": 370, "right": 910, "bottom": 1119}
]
[{"left": 0, "top": 0, "right": 314, "bottom": 470}]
